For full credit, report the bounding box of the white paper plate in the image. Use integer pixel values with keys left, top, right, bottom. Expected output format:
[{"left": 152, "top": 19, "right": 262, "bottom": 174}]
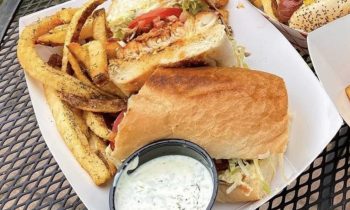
[
  {"left": 19, "top": 0, "right": 342, "bottom": 209},
  {"left": 308, "top": 15, "right": 350, "bottom": 127}
]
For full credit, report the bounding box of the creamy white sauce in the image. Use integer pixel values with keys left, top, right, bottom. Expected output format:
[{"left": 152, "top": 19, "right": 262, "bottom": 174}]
[{"left": 115, "top": 155, "right": 213, "bottom": 210}]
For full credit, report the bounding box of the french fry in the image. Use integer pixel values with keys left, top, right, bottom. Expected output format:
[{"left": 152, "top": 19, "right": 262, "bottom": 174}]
[
  {"left": 89, "top": 133, "right": 117, "bottom": 176},
  {"left": 60, "top": 92, "right": 126, "bottom": 113},
  {"left": 92, "top": 9, "right": 108, "bottom": 46},
  {"left": 44, "top": 87, "right": 111, "bottom": 185},
  {"left": 99, "top": 81, "right": 127, "bottom": 98},
  {"left": 29, "top": 9, "right": 74, "bottom": 39},
  {"left": 87, "top": 40, "right": 109, "bottom": 86},
  {"left": 67, "top": 42, "right": 90, "bottom": 68},
  {"left": 81, "top": 17, "right": 94, "bottom": 40},
  {"left": 72, "top": 108, "right": 90, "bottom": 138},
  {"left": 36, "top": 20, "right": 93, "bottom": 46},
  {"left": 17, "top": 10, "right": 105, "bottom": 99},
  {"left": 68, "top": 54, "right": 117, "bottom": 98},
  {"left": 51, "top": 24, "right": 69, "bottom": 33},
  {"left": 83, "top": 111, "right": 111, "bottom": 140},
  {"left": 62, "top": 0, "right": 106, "bottom": 73},
  {"left": 68, "top": 53, "right": 92, "bottom": 85},
  {"left": 58, "top": 8, "right": 78, "bottom": 23},
  {"left": 67, "top": 45, "right": 121, "bottom": 98},
  {"left": 36, "top": 28, "right": 66, "bottom": 46}
]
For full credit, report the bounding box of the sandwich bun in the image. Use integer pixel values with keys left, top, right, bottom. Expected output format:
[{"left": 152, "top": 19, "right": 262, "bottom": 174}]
[
  {"left": 106, "top": 67, "right": 289, "bottom": 203},
  {"left": 111, "top": 67, "right": 289, "bottom": 162}
]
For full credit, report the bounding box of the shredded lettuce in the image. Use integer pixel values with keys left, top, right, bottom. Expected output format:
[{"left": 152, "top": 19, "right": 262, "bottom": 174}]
[
  {"left": 253, "top": 159, "right": 271, "bottom": 194},
  {"left": 237, "top": 159, "right": 250, "bottom": 177},
  {"left": 218, "top": 157, "right": 278, "bottom": 195},
  {"left": 219, "top": 165, "right": 245, "bottom": 194},
  {"left": 230, "top": 38, "right": 248, "bottom": 68},
  {"left": 253, "top": 159, "right": 264, "bottom": 180},
  {"left": 219, "top": 159, "right": 253, "bottom": 194},
  {"left": 110, "top": 11, "right": 136, "bottom": 39},
  {"left": 181, "top": 0, "right": 209, "bottom": 15},
  {"left": 226, "top": 181, "right": 240, "bottom": 194},
  {"left": 113, "top": 28, "right": 127, "bottom": 40},
  {"left": 279, "top": 153, "right": 288, "bottom": 181},
  {"left": 261, "top": 179, "right": 271, "bottom": 194},
  {"left": 219, "top": 168, "right": 241, "bottom": 184}
]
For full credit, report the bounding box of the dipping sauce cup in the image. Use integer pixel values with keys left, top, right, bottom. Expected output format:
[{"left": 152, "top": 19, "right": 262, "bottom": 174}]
[{"left": 109, "top": 139, "right": 218, "bottom": 210}]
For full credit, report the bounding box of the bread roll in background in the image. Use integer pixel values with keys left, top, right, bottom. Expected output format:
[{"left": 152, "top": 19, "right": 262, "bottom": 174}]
[{"left": 289, "top": 0, "right": 350, "bottom": 32}]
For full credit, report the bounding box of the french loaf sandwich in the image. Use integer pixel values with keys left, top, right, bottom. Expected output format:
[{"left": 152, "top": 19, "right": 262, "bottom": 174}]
[
  {"left": 107, "top": 66, "right": 289, "bottom": 202},
  {"left": 106, "top": 0, "right": 244, "bottom": 96}
]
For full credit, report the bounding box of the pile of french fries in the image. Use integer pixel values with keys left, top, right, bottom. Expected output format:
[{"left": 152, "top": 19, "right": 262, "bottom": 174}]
[{"left": 17, "top": 0, "right": 124, "bottom": 185}]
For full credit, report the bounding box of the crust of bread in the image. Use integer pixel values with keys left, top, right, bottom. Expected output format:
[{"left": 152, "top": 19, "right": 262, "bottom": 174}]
[
  {"left": 217, "top": 155, "right": 279, "bottom": 202},
  {"left": 111, "top": 67, "right": 289, "bottom": 161},
  {"left": 289, "top": 0, "right": 350, "bottom": 32}
]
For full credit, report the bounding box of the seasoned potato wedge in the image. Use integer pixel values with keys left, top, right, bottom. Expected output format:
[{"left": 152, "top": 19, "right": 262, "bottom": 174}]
[
  {"left": 44, "top": 87, "right": 111, "bottom": 185},
  {"left": 84, "top": 111, "right": 111, "bottom": 140},
  {"left": 87, "top": 40, "right": 109, "bottom": 86},
  {"left": 17, "top": 10, "right": 105, "bottom": 98},
  {"left": 61, "top": 0, "right": 106, "bottom": 73},
  {"left": 60, "top": 92, "right": 126, "bottom": 113},
  {"left": 89, "top": 133, "right": 117, "bottom": 176},
  {"left": 92, "top": 9, "right": 108, "bottom": 45}
]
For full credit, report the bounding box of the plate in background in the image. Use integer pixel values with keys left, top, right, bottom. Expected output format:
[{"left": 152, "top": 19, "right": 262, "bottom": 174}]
[{"left": 308, "top": 15, "right": 350, "bottom": 126}]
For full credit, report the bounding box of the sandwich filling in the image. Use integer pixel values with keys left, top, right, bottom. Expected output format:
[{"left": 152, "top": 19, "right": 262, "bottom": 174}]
[
  {"left": 216, "top": 155, "right": 280, "bottom": 196},
  {"left": 110, "top": 10, "right": 224, "bottom": 62},
  {"left": 114, "top": 20, "right": 186, "bottom": 61},
  {"left": 107, "top": 0, "right": 210, "bottom": 39},
  {"left": 107, "top": 0, "right": 246, "bottom": 66}
]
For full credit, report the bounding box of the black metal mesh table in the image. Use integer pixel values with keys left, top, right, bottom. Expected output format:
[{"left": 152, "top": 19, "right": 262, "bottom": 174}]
[{"left": 1, "top": 0, "right": 350, "bottom": 209}]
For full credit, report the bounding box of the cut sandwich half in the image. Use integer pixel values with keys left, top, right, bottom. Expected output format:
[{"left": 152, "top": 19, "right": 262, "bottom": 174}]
[
  {"left": 106, "top": 66, "right": 289, "bottom": 202},
  {"left": 107, "top": 1, "right": 239, "bottom": 96}
]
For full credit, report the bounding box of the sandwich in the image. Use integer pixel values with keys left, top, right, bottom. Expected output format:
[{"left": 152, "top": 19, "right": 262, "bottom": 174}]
[
  {"left": 252, "top": 0, "right": 350, "bottom": 32},
  {"left": 106, "top": 0, "right": 246, "bottom": 96},
  {"left": 107, "top": 66, "right": 289, "bottom": 202}
]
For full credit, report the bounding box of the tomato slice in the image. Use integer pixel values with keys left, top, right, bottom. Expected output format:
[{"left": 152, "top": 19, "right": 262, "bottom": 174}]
[
  {"left": 128, "top": 7, "right": 182, "bottom": 30},
  {"left": 112, "top": 111, "right": 125, "bottom": 133},
  {"left": 109, "top": 111, "right": 125, "bottom": 150}
]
